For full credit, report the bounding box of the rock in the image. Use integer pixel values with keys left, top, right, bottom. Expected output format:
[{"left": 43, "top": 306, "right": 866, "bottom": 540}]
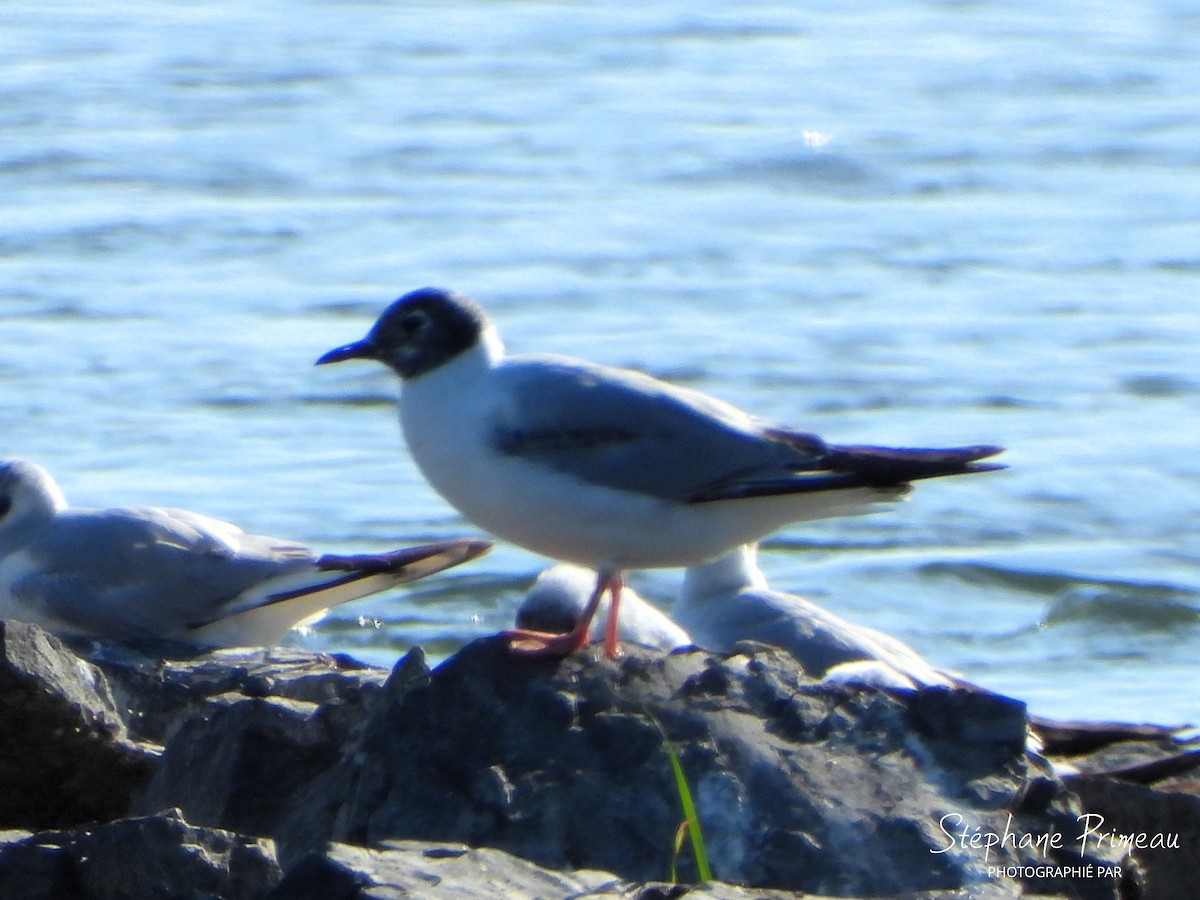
[
  {"left": 0, "top": 621, "right": 157, "bottom": 829},
  {"left": 133, "top": 694, "right": 346, "bottom": 841},
  {"left": 83, "top": 639, "right": 388, "bottom": 746},
  {"left": 267, "top": 840, "right": 623, "bottom": 900},
  {"left": 270, "top": 646, "right": 432, "bottom": 865},
  {"left": 0, "top": 808, "right": 280, "bottom": 900},
  {"left": 1030, "top": 717, "right": 1191, "bottom": 760},
  {"left": 324, "top": 637, "right": 1123, "bottom": 897},
  {"left": 129, "top": 646, "right": 417, "bottom": 863},
  {"left": 269, "top": 841, "right": 985, "bottom": 900},
  {"left": 5, "top": 620, "right": 1197, "bottom": 898},
  {"left": 1068, "top": 775, "right": 1200, "bottom": 900},
  {"left": 86, "top": 639, "right": 388, "bottom": 845}
]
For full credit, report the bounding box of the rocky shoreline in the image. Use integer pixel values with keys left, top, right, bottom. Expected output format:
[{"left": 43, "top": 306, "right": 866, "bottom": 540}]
[{"left": 0, "top": 619, "right": 1195, "bottom": 899}]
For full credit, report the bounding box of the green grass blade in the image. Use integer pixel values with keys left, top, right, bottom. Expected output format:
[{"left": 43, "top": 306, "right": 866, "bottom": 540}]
[{"left": 645, "top": 709, "right": 713, "bottom": 883}]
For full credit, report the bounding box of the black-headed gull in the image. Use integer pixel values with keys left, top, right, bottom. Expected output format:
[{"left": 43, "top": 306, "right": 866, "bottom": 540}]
[
  {"left": 516, "top": 563, "right": 690, "bottom": 651},
  {"left": 317, "top": 287, "right": 1003, "bottom": 657},
  {"left": 0, "top": 459, "right": 491, "bottom": 647},
  {"left": 675, "top": 543, "right": 953, "bottom": 688}
]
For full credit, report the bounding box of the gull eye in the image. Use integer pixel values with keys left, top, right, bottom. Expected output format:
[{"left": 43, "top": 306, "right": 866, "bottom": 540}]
[{"left": 399, "top": 310, "right": 430, "bottom": 336}]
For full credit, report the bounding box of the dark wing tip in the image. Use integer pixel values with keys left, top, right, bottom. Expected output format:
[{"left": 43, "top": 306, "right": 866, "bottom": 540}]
[
  {"left": 828, "top": 443, "right": 1007, "bottom": 485},
  {"left": 950, "top": 444, "right": 1005, "bottom": 462},
  {"left": 317, "top": 537, "right": 493, "bottom": 574}
]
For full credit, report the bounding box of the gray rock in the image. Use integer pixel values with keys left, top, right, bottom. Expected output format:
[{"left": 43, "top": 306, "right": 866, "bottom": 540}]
[
  {"left": 133, "top": 694, "right": 345, "bottom": 841},
  {"left": 269, "top": 841, "right": 988, "bottom": 900},
  {"left": 88, "top": 640, "right": 388, "bottom": 846},
  {"left": 7, "top": 620, "right": 1196, "bottom": 898},
  {"left": 326, "top": 637, "right": 1123, "bottom": 897},
  {"left": 83, "top": 639, "right": 388, "bottom": 746},
  {"left": 267, "top": 840, "right": 623, "bottom": 900},
  {"left": 1068, "top": 775, "right": 1200, "bottom": 900},
  {"left": 0, "top": 808, "right": 280, "bottom": 900},
  {"left": 129, "top": 646, "right": 421, "bottom": 864},
  {"left": 0, "top": 621, "right": 157, "bottom": 829}
]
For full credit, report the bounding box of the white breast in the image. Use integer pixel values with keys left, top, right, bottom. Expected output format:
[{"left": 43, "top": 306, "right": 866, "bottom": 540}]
[{"left": 397, "top": 350, "right": 898, "bottom": 570}]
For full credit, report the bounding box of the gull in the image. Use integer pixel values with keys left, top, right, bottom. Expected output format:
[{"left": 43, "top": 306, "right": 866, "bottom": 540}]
[
  {"left": 316, "top": 287, "right": 1003, "bottom": 657},
  {"left": 0, "top": 459, "right": 491, "bottom": 647},
  {"left": 516, "top": 564, "right": 690, "bottom": 652},
  {"left": 675, "top": 543, "right": 953, "bottom": 689}
]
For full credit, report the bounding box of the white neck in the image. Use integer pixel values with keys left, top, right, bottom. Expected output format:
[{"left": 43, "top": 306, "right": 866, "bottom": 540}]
[
  {"left": 30, "top": 472, "right": 69, "bottom": 516},
  {"left": 0, "top": 462, "right": 67, "bottom": 550},
  {"left": 682, "top": 544, "right": 768, "bottom": 604},
  {"left": 479, "top": 324, "right": 505, "bottom": 365}
]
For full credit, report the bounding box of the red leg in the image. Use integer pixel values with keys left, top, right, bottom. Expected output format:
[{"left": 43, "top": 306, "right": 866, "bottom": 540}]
[
  {"left": 503, "top": 568, "right": 613, "bottom": 656},
  {"left": 602, "top": 572, "right": 624, "bottom": 658}
]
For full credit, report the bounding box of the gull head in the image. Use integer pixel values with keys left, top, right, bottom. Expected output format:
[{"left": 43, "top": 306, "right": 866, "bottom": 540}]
[
  {"left": 516, "top": 563, "right": 601, "bottom": 633},
  {"left": 316, "top": 287, "right": 489, "bottom": 380},
  {"left": 0, "top": 459, "right": 68, "bottom": 538}
]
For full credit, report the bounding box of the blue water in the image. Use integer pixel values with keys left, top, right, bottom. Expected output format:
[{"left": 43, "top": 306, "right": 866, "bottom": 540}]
[{"left": 3, "top": 1, "right": 1198, "bottom": 724}]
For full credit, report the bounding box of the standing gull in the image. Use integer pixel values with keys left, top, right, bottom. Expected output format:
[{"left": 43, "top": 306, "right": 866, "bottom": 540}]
[
  {"left": 317, "top": 287, "right": 1003, "bottom": 657},
  {"left": 0, "top": 459, "right": 491, "bottom": 647}
]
